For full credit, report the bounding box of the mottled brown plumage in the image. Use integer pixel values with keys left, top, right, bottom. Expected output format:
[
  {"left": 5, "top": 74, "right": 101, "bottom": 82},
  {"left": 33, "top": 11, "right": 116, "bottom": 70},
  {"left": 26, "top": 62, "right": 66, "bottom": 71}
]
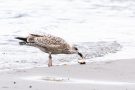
[{"left": 15, "top": 34, "right": 86, "bottom": 67}]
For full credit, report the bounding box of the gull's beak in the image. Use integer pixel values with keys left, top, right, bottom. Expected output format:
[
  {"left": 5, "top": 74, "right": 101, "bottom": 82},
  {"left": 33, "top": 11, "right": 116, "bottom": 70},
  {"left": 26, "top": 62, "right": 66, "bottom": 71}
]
[{"left": 77, "top": 52, "right": 86, "bottom": 64}]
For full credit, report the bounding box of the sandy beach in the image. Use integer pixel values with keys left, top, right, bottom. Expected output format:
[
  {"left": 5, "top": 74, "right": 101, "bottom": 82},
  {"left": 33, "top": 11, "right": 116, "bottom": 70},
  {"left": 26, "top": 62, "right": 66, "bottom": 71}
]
[
  {"left": 1, "top": 0, "right": 135, "bottom": 90},
  {"left": 0, "top": 59, "right": 135, "bottom": 90}
]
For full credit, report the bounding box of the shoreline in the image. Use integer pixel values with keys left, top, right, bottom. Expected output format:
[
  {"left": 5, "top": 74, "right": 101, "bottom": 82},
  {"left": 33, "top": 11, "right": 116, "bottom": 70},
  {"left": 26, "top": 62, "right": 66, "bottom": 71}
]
[{"left": 0, "top": 59, "right": 135, "bottom": 90}]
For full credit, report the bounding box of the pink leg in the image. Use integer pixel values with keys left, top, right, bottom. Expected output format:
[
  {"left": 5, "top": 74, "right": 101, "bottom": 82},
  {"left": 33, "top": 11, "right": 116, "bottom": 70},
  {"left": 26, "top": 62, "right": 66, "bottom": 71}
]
[{"left": 48, "top": 52, "right": 52, "bottom": 67}]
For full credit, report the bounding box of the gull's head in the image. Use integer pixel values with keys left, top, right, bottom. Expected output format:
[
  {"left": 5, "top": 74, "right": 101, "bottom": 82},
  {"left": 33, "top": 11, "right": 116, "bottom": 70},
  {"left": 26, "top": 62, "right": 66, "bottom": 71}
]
[
  {"left": 69, "top": 44, "right": 78, "bottom": 53},
  {"left": 72, "top": 46, "right": 78, "bottom": 52},
  {"left": 71, "top": 46, "right": 86, "bottom": 64}
]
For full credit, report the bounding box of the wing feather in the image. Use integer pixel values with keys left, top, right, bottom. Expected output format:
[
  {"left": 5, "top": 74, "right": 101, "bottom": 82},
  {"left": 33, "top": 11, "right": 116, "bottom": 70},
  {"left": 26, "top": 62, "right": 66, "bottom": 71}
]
[{"left": 33, "top": 35, "right": 70, "bottom": 49}]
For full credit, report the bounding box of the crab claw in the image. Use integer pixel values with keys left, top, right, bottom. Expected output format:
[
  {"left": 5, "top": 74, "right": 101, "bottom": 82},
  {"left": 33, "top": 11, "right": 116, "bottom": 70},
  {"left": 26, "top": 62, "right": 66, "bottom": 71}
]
[{"left": 78, "top": 59, "right": 86, "bottom": 64}]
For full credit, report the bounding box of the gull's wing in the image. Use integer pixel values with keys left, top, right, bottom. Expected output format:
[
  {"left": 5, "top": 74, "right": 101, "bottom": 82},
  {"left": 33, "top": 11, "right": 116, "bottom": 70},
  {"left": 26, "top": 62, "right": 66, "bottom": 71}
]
[{"left": 32, "top": 34, "right": 70, "bottom": 49}]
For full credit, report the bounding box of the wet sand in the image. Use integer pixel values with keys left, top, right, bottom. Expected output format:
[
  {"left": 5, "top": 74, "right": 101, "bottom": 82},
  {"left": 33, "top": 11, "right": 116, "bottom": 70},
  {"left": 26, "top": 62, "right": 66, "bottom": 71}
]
[{"left": 0, "top": 59, "right": 135, "bottom": 90}]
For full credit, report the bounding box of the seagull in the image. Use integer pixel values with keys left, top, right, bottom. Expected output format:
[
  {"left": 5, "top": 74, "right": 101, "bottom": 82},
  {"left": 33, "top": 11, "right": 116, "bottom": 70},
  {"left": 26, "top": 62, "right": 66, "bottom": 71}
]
[{"left": 15, "top": 34, "right": 86, "bottom": 67}]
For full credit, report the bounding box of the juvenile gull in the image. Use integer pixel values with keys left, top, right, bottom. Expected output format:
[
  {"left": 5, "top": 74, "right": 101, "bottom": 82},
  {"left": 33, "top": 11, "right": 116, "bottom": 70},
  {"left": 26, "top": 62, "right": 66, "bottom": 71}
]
[{"left": 15, "top": 34, "right": 86, "bottom": 67}]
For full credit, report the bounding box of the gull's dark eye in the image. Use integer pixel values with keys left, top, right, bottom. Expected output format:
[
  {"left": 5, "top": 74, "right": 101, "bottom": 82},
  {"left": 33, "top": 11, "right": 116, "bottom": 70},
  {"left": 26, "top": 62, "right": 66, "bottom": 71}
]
[{"left": 74, "top": 47, "right": 78, "bottom": 50}]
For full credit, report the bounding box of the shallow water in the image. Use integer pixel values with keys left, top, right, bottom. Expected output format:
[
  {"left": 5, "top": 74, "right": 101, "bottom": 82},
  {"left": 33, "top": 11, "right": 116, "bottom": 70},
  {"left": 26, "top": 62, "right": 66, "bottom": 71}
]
[
  {"left": 0, "top": 0, "right": 135, "bottom": 70},
  {"left": 0, "top": 38, "right": 121, "bottom": 70},
  {"left": 22, "top": 75, "right": 135, "bottom": 85}
]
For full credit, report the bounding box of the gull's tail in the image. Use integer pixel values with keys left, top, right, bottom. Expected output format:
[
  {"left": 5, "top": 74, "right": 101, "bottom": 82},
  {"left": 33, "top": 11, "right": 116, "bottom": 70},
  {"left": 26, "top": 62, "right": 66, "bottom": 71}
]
[{"left": 15, "top": 37, "right": 27, "bottom": 45}]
